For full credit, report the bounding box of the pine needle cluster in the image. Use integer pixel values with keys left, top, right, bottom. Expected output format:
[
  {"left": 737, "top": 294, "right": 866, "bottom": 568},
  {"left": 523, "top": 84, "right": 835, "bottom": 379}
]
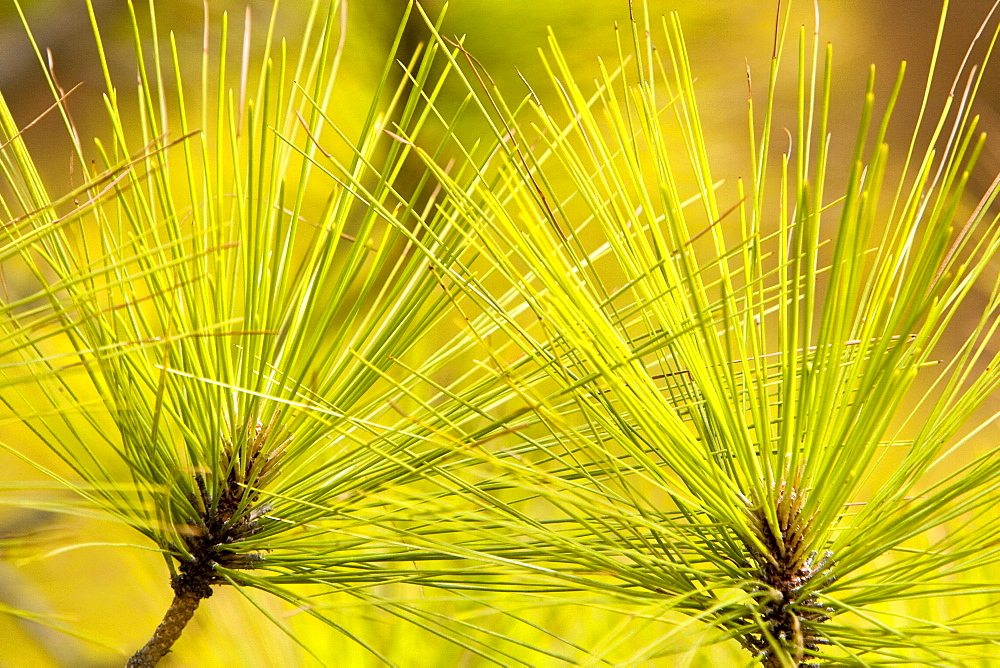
[{"left": 3, "top": 0, "right": 1000, "bottom": 666}]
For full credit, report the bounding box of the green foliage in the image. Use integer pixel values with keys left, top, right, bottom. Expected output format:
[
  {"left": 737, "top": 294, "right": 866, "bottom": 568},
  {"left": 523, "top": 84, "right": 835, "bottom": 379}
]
[
  {"left": 0, "top": 0, "right": 528, "bottom": 663},
  {"left": 3, "top": 0, "right": 1000, "bottom": 665},
  {"left": 361, "top": 1, "right": 1000, "bottom": 665}
]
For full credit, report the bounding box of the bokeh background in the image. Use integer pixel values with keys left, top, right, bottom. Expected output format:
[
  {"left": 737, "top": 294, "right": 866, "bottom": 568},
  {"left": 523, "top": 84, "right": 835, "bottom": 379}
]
[{"left": 2, "top": 1, "right": 999, "bottom": 665}]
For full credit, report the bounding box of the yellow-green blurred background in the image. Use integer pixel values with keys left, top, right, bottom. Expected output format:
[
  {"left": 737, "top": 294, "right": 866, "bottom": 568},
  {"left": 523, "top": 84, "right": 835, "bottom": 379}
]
[{"left": 2, "top": 1, "right": 1000, "bottom": 665}]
